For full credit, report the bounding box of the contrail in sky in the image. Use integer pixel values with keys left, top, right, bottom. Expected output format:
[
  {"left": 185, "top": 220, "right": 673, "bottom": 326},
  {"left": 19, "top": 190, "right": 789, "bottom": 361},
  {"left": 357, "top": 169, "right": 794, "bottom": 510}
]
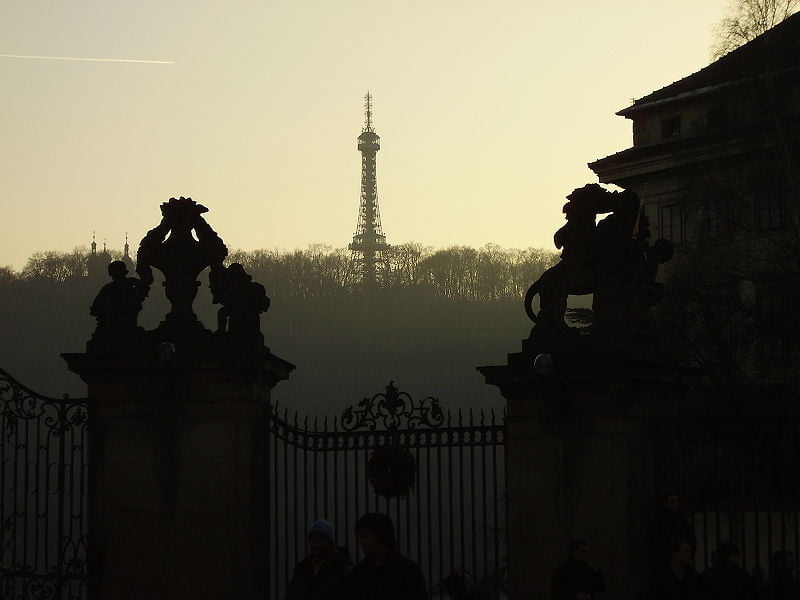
[{"left": 0, "top": 54, "right": 174, "bottom": 64}]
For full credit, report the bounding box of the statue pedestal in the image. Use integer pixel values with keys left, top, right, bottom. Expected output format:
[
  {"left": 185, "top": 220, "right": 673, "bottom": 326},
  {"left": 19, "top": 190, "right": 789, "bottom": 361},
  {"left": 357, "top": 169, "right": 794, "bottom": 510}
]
[
  {"left": 63, "top": 351, "right": 293, "bottom": 600},
  {"left": 479, "top": 345, "right": 695, "bottom": 600}
]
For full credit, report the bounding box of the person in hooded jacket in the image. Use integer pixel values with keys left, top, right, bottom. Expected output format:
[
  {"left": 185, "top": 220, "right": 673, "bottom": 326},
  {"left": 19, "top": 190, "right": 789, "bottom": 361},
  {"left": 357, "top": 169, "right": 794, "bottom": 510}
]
[{"left": 285, "top": 519, "right": 351, "bottom": 600}]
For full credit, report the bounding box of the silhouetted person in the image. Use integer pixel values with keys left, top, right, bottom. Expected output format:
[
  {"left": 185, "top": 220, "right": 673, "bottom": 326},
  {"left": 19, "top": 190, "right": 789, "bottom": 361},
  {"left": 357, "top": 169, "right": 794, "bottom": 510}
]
[
  {"left": 440, "top": 569, "right": 479, "bottom": 600},
  {"left": 347, "top": 513, "right": 428, "bottom": 600},
  {"left": 763, "top": 550, "right": 798, "bottom": 600},
  {"left": 550, "top": 539, "right": 605, "bottom": 600},
  {"left": 703, "top": 541, "right": 757, "bottom": 600},
  {"left": 650, "top": 492, "right": 696, "bottom": 564},
  {"left": 650, "top": 539, "right": 702, "bottom": 600},
  {"left": 89, "top": 260, "right": 149, "bottom": 337},
  {"left": 285, "top": 519, "right": 351, "bottom": 600}
]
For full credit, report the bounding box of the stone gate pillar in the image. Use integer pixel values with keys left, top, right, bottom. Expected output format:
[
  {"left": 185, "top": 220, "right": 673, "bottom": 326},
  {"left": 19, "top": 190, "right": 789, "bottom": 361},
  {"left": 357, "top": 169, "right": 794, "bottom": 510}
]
[
  {"left": 479, "top": 346, "right": 694, "bottom": 600},
  {"left": 63, "top": 351, "right": 292, "bottom": 599},
  {"left": 63, "top": 197, "right": 294, "bottom": 599}
]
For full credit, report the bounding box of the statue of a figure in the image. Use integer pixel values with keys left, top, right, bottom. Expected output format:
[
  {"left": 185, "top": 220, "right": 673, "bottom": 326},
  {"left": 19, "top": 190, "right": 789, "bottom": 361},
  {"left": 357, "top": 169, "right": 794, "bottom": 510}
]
[
  {"left": 524, "top": 184, "right": 673, "bottom": 344},
  {"left": 89, "top": 260, "right": 150, "bottom": 340},
  {"left": 209, "top": 263, "right": 270, "bottom": 348}
]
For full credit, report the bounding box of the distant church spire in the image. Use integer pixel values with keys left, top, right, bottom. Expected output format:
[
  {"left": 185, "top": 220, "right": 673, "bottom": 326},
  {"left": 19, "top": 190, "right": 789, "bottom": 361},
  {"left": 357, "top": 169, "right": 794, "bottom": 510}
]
[
  {"left": 91, "top": 231, "right": 97, "bottom": 255},
  {"left": 121, "top": 233, "right": 135, "bottom": 269}
]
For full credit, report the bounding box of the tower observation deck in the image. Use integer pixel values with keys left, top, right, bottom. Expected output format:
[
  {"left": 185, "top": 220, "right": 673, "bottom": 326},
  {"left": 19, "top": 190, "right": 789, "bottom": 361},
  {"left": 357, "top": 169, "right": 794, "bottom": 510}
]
[{"left": 349, "top": 92, "right": 389, "bottom": 288}]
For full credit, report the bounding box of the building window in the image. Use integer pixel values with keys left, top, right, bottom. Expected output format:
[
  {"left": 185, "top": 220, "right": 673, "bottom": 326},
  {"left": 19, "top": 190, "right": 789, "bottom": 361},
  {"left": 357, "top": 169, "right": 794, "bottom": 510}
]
[
  {"left": 759, "top": 293, "right": 785, "bottom": 322},
  {"left": 707, "top": 105, "right": 727, "bottom": 131},
  {"left": 661, "top": 116, "right": 681, "bottom": 139},
  {"left": 660, "top": 204, "right": 684, "bottom": 244},
  {"left": 707, "top": 206, "right": 721, "bottom": 238},
  {"left": 705, "top": 199, "right": 729, "bottom": 239},
  {"left": 756, "top": 195, "right": 782, "bottom": 230},
  {"left": 633, "top": 119, "right": 650, "bottom": 145},
  {"left": 758, "top": 294, "right": 788, "bottom": 363}
]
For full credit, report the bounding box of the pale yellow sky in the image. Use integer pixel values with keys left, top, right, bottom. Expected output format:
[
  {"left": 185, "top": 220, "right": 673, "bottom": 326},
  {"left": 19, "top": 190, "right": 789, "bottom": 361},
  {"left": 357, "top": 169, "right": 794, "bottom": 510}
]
[{"left": 1, "top": 0, "right": 729, "bottom": 269}]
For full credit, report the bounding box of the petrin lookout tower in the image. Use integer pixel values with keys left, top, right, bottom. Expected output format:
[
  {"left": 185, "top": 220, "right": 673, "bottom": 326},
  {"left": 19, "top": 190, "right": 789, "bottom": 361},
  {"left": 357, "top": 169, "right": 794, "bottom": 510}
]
[{"left": 349, "top": 92, "right": 389, "bottom": 288}]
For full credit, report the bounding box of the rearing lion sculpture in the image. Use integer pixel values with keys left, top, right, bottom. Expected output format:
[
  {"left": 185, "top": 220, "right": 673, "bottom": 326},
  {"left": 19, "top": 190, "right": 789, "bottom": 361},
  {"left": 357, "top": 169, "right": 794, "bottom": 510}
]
[{"left": 524, "top": 184, "right": 672, "bottom": 340}]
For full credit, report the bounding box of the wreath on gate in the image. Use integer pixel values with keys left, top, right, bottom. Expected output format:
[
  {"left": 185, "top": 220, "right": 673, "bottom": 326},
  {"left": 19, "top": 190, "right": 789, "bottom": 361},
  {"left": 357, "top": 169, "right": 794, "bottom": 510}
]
[{"left": 367, "top": 446, "right": 416, "bottom": 499}]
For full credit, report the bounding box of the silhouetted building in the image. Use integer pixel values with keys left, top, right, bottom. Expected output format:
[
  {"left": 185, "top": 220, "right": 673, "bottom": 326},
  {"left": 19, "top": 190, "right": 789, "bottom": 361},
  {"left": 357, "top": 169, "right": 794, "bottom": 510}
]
[
  {"left": 349, "top": 92, "right": 389, "bottom": 288},
  {"left": 589, "top": 13, "right": 800, "bottom": 383}
]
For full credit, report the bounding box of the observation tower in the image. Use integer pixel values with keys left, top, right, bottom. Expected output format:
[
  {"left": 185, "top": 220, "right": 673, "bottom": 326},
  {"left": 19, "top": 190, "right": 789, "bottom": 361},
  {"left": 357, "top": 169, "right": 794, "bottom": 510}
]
[{"left": 349, "top": 92, "right": 389, "bottom": 288}]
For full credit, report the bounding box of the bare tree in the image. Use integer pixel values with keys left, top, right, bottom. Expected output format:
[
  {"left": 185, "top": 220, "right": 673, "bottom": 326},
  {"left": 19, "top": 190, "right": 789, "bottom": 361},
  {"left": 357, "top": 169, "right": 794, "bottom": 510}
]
[
  {"left": 711, "top": 0, "right": 799, "bottom": 59},
  {"left": 20, "top": 248, "right": 90, "bottom": 282}
]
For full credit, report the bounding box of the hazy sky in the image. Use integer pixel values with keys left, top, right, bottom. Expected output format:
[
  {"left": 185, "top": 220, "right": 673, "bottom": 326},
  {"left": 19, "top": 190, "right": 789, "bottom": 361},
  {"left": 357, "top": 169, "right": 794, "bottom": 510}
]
[{"left": 1, "top": 0, "right": 729, "bottom": 269}]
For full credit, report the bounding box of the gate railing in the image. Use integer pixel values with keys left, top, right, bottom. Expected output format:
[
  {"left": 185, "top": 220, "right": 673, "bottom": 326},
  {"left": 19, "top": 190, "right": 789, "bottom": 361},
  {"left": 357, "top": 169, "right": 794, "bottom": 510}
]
[
  {"left": 0, "top": 369, "right": 88, "bottom": 600},
  {"left": 266, "top": 382, "right": 507, "bottom": 599},
  {"left": 656, "top": 414, "right": 800, "bottom": 579}
]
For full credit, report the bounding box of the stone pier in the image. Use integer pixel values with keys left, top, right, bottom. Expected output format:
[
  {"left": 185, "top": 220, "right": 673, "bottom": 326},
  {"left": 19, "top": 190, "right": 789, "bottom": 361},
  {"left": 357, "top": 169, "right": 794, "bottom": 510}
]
[
  {"left": 63, "top": 351, "right": 293, "bottom": 599},
  {"left": 480, "top": 346, "right": 694, "bottom": 600}
]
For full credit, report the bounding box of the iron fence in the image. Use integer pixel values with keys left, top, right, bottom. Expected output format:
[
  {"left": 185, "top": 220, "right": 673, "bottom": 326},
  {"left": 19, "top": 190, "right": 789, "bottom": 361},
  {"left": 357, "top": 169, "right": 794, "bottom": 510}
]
[
  {"left": 266, "top": 382, "right": 508, "bottom": 599},
  {"left": 8, "top": 363, "right": 798, "bottom": 599},
  {"left": 0, "top": 369, "right": 88, "bottom": 600},
  {"left": 656, "top": 415, "right": 800, "bottom": 579}
]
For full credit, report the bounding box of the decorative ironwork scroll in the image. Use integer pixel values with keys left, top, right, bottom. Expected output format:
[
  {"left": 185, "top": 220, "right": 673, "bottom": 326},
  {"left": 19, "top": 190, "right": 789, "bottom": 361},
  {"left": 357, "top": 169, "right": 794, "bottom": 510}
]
[{"left": 340, "top": 381, "right": 445, "bottom": 431}]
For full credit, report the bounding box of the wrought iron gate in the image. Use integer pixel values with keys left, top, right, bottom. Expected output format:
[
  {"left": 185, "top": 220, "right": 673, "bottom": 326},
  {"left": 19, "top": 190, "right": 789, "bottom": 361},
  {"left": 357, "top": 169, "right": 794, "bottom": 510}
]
[
  {"left": 0, "top": 369, "right": 88, "bottom": 600},
  {"left": 266, "top": 382, "right": 507, "bottom": 599},
  {"left": 656, "top": 413, "right": 800, "bottom": 578}
]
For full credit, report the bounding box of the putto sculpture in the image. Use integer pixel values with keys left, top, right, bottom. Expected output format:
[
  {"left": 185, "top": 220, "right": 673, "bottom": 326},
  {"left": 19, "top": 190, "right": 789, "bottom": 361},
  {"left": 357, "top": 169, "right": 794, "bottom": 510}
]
[
  {"left": 524, "top": 184, "right": 673, "bottom": 347},
  {"left": 88, "top": 260, "right": 150, "bottom": 350},
  {"left": 86, "top": 197, "right": 272, "bottom": 354},
  {"left": 209, "top": 262, "right": 270, "bottom": 348}
]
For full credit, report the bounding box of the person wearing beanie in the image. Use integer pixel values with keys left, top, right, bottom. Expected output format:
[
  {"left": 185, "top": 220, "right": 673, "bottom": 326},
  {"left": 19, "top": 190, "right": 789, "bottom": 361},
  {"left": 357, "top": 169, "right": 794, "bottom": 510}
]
[
  {"left": 285, "top": 519, "right": 351, "bottom": 600},
  {"left": 347, "top": 513, "right": 428, "bottom": 600}
]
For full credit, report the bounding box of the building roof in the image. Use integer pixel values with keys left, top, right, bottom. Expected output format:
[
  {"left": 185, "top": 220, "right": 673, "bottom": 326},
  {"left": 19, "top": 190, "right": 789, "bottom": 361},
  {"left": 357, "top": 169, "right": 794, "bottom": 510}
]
[{"left": 618, "top": 11, "right": 800, "bottom": 116}]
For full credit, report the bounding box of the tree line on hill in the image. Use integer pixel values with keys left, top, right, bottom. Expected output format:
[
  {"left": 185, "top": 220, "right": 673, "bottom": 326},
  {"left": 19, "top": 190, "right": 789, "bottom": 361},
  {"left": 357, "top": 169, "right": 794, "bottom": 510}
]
[
  {"left": 0, "top": 243, "right": 559, "bottom": 409},
  {"left": 3, "top": 242, "right": 558, "bottom": 301}
]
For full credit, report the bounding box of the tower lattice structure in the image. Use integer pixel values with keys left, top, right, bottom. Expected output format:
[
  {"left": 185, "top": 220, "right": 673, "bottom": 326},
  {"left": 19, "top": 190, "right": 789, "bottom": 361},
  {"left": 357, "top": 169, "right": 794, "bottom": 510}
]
[{"left": 349, "top": 92, "right": 389, "bottom": 288}]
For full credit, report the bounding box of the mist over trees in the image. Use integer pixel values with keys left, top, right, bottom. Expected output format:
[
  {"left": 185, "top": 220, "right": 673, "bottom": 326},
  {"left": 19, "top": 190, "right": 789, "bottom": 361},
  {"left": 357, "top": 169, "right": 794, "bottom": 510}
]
[{"left": 0, "top": 243, "right": 558, "bottom": 412}]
